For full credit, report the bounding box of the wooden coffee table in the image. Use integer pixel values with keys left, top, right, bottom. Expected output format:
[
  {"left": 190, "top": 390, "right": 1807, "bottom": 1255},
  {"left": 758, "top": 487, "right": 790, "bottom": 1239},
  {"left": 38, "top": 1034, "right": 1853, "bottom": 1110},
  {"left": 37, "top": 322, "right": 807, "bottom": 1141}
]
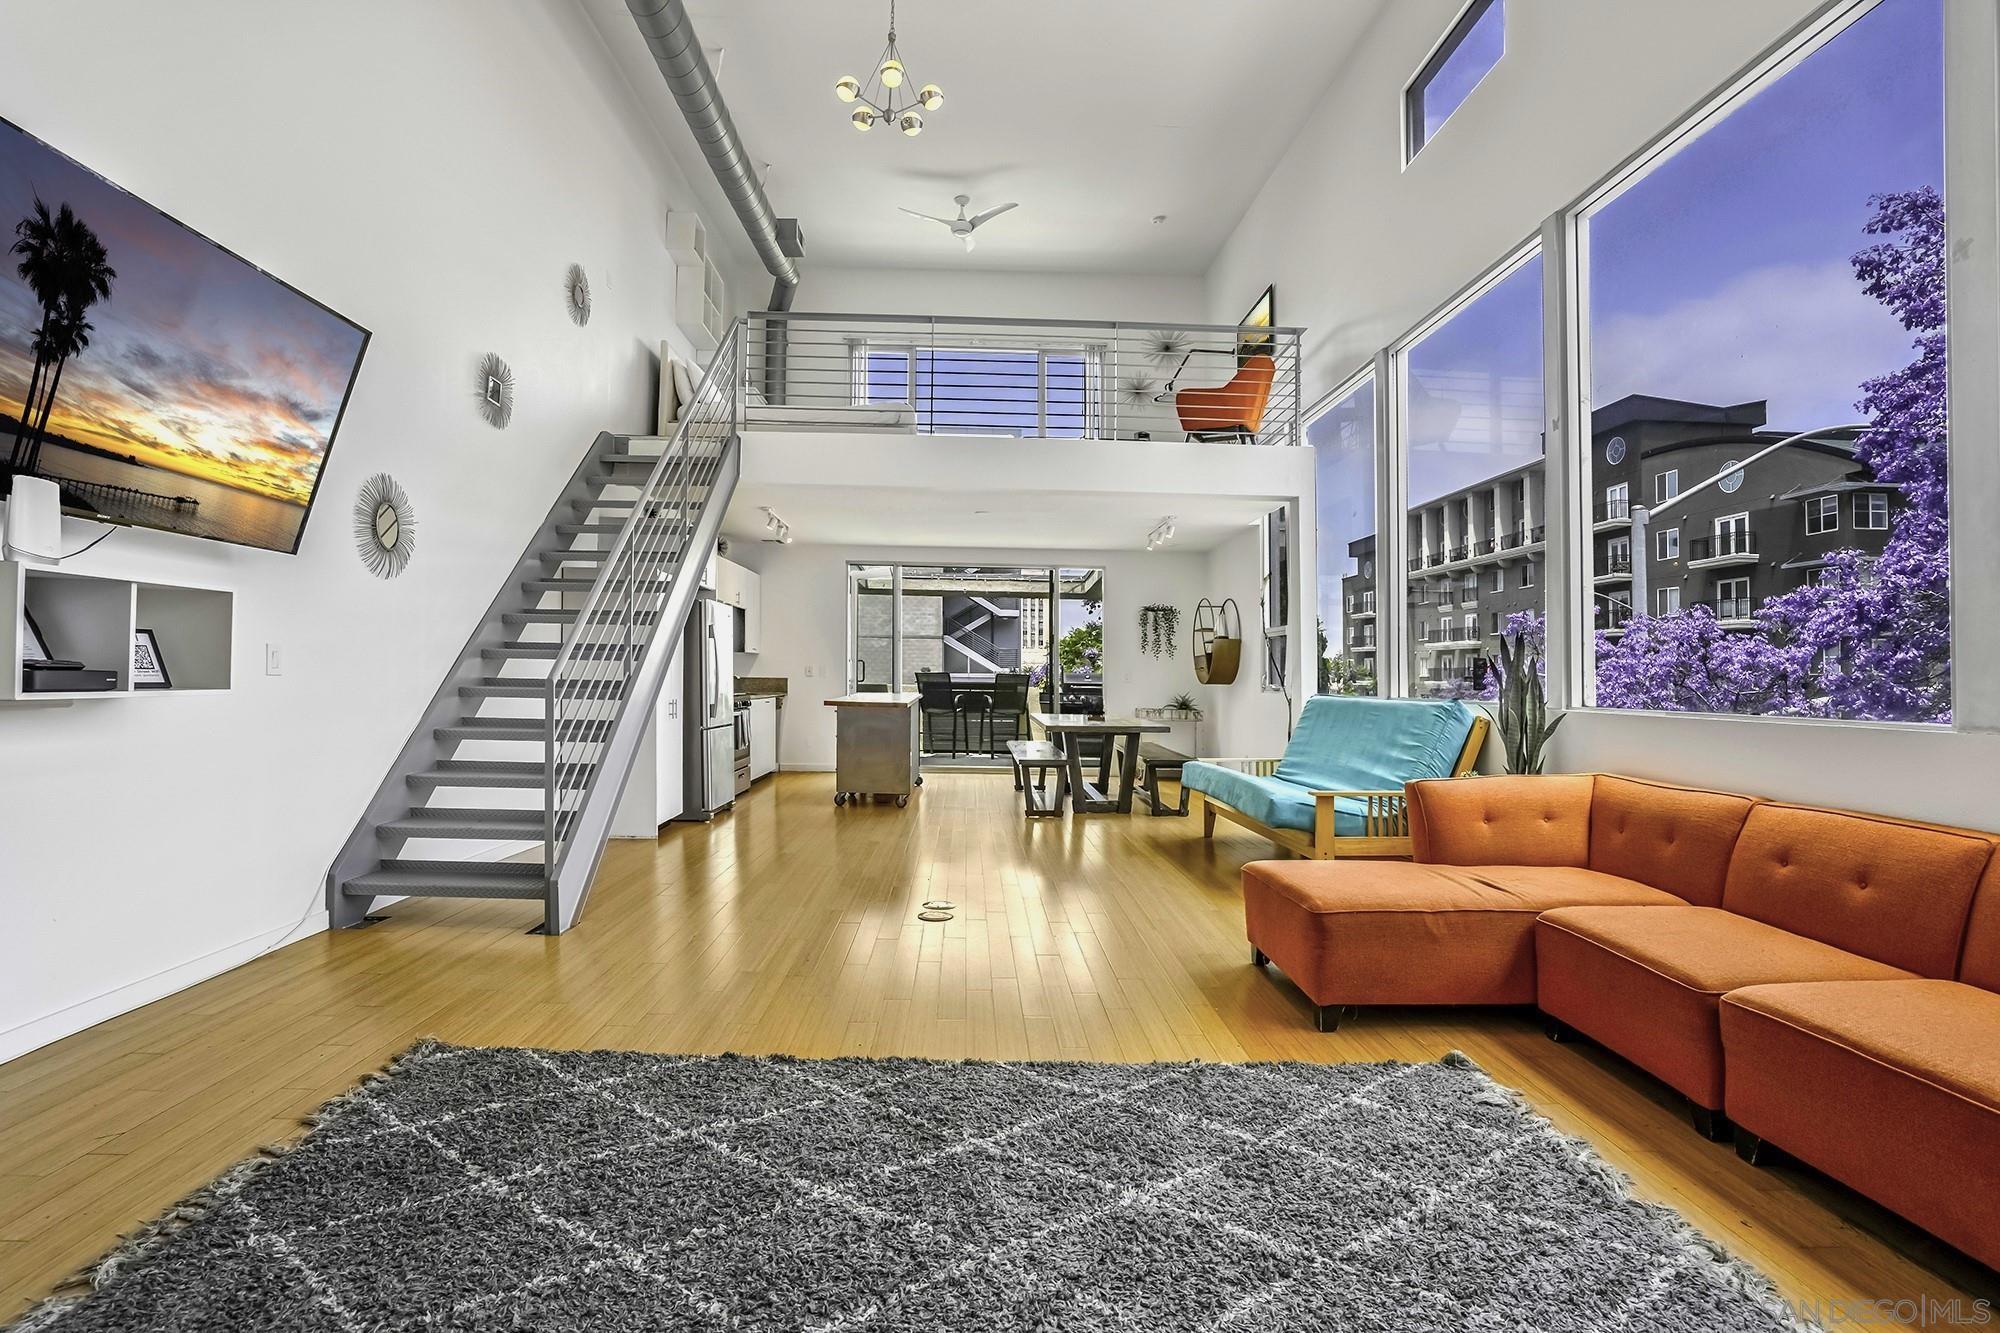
[{"left": 1030, "top": 713, "right": 1172, "bottom": 814}]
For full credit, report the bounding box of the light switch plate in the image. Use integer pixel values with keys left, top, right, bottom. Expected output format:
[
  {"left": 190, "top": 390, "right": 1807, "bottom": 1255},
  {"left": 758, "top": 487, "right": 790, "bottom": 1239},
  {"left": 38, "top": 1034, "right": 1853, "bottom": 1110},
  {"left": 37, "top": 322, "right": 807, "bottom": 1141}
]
[{"left": 265, "top": 643, "right": 282, "bottom": 676}]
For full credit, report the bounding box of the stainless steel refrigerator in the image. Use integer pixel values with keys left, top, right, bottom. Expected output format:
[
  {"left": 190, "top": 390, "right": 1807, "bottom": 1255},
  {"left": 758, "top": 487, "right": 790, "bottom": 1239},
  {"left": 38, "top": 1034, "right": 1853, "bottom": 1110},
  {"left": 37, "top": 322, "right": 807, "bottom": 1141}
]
[{"left": 677, "top": 591, "right": 737, "bottom": 821}]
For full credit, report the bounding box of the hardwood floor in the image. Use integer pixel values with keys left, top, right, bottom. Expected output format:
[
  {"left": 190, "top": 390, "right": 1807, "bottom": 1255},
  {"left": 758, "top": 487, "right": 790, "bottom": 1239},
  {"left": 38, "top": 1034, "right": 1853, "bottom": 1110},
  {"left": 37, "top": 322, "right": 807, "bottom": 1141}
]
[{"left": 2, "top": 770, "right": 1992, "bottom": 1321}]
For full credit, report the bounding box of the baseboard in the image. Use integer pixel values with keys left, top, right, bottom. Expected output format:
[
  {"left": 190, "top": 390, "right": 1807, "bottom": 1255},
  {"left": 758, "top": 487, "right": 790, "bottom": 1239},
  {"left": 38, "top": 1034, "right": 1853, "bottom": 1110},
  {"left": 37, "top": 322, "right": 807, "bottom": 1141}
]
[
  {"left": 0, "top": 914, "right": 324, "bottom": 1065},
  {"left": 0, "top": 840, "right": 538, "bottom": 1067}
]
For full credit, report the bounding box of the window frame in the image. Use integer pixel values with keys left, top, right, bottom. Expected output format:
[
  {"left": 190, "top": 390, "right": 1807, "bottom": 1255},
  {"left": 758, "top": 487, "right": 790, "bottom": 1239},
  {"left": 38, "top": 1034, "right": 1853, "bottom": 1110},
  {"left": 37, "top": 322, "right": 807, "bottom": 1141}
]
[
  {"left": 1805, "top": 493, "right": 1841, "bottom": 535},
  {"left": 1657, "top": 526, "right": 1680, "bottom": 561},
  {"left": 1403, "top": 0, "right": 1505, "bottom": 164},
  {"left": 1856, "top": 491, "right": 1891, "bottom": 530},
  {"left": 1653, "top": 469, "right": 1681, "bottom": 505},
  {"left": 1326, "top": 0, "right": 1992, "bottom": 732}
]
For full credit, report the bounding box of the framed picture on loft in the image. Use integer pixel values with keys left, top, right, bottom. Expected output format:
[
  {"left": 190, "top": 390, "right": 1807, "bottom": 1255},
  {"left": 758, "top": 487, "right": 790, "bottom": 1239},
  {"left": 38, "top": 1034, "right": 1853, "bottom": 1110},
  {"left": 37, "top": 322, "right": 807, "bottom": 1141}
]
[
  {"left": 132, "top": 628, "right": 171, "bottom": 689},
  {"left": 1237, "top": 284, "right": 1275, "bottom": 364}
]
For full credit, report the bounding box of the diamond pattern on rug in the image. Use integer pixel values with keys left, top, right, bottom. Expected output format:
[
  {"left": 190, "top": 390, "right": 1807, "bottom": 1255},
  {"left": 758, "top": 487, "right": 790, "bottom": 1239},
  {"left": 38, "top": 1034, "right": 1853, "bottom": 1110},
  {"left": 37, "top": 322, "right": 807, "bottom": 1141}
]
[{"left": 9, "top": 1043, "right": 1806, "bottom": 1333}]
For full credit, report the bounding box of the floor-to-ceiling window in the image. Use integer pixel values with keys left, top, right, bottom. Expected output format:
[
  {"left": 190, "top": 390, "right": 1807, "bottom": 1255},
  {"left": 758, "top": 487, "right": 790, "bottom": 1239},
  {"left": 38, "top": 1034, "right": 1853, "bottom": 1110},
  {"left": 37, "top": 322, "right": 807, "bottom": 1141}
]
[
  {"left": 1582, "top": 0, "right": 1946, "bottom": 723},
  {"left": 847, "top": 563, "right": 1103, "bottom": 765},
  {"left": 1309, "top": 376, "right": 1377, "bottom": 694},
  {"left": 1398, "top": 251, "right": 1545, "bottom": 698},
  {"left": 860, "top": 347, "right": 1090, "bottom": 437}
]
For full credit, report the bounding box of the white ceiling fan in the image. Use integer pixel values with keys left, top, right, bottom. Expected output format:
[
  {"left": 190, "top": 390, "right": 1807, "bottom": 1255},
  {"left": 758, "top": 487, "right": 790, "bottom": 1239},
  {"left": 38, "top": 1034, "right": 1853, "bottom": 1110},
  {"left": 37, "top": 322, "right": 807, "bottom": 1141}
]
[{"left": 898, "top": 194, "right": 1018, "bottom": 251}]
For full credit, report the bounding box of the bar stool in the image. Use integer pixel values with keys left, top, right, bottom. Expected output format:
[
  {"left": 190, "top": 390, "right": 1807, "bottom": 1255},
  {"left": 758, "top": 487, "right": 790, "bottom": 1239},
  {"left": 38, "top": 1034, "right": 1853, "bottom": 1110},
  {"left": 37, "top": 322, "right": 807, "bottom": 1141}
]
[{"left": 955, "top": 693, "right": 993, "bottom": 756}]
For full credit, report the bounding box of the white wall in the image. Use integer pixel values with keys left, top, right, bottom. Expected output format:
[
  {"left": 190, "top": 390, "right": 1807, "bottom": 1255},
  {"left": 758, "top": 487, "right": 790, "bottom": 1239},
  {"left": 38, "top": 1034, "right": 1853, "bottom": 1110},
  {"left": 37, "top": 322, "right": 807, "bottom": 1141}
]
[
  {"left": 1209, "top": 0, "right": 2000, "bottom": 826},
  {"left": 0, "top": 0, "right": 720, "bottom": 1061},
  {"left": 797, "top": 265, "right": 1205, "bottom": 324},
  {"left": 1205, "top": 0, "right": 1827, "bottom": 390},
  {"left": 1201, "top": 525, "right": 1296, "bottom": 759},
  {"left": 747, "top": 541, "right": 1279, "bottom": 770}
]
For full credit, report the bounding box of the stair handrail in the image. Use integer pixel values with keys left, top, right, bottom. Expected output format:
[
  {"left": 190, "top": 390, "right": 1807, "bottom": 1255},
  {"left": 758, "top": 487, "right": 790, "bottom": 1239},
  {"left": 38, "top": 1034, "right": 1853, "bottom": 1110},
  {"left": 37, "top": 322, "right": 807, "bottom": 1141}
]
[{"left": 542, "top": 323, "right": 744, "bottom": 886}]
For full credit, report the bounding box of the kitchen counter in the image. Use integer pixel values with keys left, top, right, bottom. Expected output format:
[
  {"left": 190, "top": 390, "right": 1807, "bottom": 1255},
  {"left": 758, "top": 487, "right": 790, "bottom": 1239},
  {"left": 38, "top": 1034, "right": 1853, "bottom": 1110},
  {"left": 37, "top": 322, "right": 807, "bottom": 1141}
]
[
  {"left": 736, "top": 675, "right": 787, "bottom": 706},
  {"left": 824, "top": 692, "right": 920, "bottom": 708}
]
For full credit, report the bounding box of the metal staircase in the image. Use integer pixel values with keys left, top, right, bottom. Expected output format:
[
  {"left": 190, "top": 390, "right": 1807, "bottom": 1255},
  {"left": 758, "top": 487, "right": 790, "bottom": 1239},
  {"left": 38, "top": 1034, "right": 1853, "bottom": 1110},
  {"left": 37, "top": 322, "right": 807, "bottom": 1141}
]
[{"left": 325, "top": 324, "right": 743, "bottom": 934}]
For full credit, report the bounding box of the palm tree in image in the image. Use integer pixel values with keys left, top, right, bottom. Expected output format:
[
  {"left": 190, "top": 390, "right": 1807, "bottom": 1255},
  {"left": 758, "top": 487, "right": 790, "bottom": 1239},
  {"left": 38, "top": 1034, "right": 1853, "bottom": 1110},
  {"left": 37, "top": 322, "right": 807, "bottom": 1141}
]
[
  {"left": 24, "top": 304, "right": 96, "bottom": 474},
  {"left": 7, "top": 195, "right": 115, "bottom": 476}
]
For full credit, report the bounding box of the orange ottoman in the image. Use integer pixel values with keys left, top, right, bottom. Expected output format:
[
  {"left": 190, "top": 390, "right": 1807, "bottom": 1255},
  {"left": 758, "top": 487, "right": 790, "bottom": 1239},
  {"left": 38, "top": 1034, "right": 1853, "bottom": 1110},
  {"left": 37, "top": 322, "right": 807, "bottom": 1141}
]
[
  {"left": 1721, "top": 980, "right": 2000, "bottom": 1270},
  {"left": 1534, "top": 905, "right": 1913, "bottom": 1133},
  {"left": 1242, "top": 859, "right": 1684, "bottom": 1030}
]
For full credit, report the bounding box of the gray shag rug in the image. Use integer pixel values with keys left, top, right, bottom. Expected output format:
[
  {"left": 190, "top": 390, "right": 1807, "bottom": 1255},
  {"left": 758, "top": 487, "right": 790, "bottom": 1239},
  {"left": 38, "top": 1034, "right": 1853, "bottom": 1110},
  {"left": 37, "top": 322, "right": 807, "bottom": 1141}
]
[{"left": 12, "top": 1041, "right": 1807, "bottom": 1332}]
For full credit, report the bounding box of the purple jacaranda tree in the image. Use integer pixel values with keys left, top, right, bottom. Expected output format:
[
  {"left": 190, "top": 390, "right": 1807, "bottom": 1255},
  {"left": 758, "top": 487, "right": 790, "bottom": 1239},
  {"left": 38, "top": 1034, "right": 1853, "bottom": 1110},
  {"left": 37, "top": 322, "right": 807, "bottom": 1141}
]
[{"left": 1595, "top": 187, "right": 1950, "bottom": 723}]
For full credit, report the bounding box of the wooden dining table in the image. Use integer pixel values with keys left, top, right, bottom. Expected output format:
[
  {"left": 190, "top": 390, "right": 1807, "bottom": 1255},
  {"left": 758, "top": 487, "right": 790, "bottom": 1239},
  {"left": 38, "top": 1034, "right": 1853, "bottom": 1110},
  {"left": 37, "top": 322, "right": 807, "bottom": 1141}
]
[{"left": 1030, "top": 712, "right": 1172, "bottom": 814}]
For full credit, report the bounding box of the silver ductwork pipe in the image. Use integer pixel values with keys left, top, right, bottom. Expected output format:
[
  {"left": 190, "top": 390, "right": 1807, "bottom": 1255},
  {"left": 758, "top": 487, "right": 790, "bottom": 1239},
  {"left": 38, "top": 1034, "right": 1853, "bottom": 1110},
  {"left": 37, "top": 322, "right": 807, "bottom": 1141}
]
[{"left": 626, "top": 0, "right": 799, "bottom": 399}]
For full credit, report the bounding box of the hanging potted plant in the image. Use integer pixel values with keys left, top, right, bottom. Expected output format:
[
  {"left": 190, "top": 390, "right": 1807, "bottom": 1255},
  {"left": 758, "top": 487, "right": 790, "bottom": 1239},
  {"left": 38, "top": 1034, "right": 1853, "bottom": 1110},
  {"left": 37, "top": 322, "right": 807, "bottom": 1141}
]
[{"left": 1138, "top": 604, "right": 1179, "bottom": 658}]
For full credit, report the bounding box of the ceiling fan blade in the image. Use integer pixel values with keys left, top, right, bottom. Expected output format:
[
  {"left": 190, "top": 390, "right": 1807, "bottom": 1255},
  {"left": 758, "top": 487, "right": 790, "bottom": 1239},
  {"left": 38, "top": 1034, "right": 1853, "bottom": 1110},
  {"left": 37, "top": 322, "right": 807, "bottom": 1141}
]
[
  {"left": 961, "top": 232, "right": 976, "bottom": 253},
  {"left": 966, "top": 202, "right": 1019, "bottom": 229},
  {"left": 898, "top": 207, "right": 955, "bottom": 226}
]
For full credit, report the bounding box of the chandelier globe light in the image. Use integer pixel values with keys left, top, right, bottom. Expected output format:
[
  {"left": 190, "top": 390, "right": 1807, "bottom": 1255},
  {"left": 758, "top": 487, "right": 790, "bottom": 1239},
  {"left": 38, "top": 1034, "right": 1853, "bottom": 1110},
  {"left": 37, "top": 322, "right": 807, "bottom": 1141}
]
[{"left": 834, "top": 1, "right": 941, "bottom": 138}]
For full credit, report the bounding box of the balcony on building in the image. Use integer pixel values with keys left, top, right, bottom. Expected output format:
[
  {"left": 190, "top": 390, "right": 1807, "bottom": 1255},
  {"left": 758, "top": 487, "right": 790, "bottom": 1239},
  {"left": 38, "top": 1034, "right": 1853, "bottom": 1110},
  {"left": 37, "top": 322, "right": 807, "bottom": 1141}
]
[
  {"left": 1687, "top": 531, "right": 1759, "bottom": 569},
  {"left": 1593, "top": 497, "right": 1632, "bottom": 531},
  {"left": 1706, "top": 596, "right": 1758, "bottom": 628},
  {"left": 1593, "top": 551, "right": 1634, "bottom": 585}
]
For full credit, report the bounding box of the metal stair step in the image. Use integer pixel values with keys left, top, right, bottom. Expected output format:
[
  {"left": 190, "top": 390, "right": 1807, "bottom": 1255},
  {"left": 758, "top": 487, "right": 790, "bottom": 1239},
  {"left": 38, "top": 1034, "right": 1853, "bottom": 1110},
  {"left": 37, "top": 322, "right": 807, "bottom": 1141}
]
[
  {"left": 569, "top": 495, "right": 707, "bottom": 515},
  {"left": 501, "top": 608, "right": 661, "bottom": 627},
  {"left": 434, "top": 717, "right": 612, "bottom": 743},
  {"left": 523, "top": 575, "right": 671, "bottom": 594},
  {"left": 342, "top": 861, "right": 547, "bottom": 900},
  {"left": 459, "top": 679, "right": 550, "bottom": 700},
  {"left": 377, "top": 808, "right": 549, "bottom": 840},
  {"left": 480, "top": 641, "right": 634, "bottom": 661},
  {"left": 407, "top": 760, "right": 589, "bottom": 789}
]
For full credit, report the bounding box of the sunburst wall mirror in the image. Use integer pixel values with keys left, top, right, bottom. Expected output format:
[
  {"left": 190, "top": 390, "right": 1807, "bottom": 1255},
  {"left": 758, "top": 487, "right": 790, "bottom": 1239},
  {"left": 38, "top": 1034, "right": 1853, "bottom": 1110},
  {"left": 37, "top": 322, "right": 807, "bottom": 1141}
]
[
  {"left": 565, "top": 263, "right": 591, "bottom": 327},
  {"left": 478, "top": 352, "right": 515, "bottom": 429},
  {"left": 354, "top": 473, "right": 416, "bottom": 578}
]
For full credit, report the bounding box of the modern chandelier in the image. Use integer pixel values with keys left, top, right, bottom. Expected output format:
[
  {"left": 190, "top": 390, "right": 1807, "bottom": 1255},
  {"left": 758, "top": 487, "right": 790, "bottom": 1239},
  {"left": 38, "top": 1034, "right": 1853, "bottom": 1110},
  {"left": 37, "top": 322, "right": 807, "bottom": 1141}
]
[{"left": 833, "top": 0, "right": 943, "bottom": 138}]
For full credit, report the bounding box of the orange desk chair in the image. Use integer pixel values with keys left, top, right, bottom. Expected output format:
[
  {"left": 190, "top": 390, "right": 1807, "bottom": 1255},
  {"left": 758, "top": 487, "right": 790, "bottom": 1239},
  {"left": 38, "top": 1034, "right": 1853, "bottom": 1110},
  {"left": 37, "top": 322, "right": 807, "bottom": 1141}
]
[{"left": 1174, "top": 353, "right": 1276, "bottom": 443}]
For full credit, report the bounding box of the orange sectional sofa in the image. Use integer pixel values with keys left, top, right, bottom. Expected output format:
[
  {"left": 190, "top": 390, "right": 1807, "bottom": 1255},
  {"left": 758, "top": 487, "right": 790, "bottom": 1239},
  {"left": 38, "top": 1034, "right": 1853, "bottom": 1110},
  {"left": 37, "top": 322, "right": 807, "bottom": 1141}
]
[{"left": 1241, "top": 773, "right": 2000, "bottom": 1270}]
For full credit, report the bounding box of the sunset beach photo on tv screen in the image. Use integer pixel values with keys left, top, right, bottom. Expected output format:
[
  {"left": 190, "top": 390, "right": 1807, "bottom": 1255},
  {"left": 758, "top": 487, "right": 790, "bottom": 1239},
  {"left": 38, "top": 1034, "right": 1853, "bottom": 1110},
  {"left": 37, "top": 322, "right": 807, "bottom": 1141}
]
[{"left": 0, "top": 116, "right": 368, "bottom": 554}]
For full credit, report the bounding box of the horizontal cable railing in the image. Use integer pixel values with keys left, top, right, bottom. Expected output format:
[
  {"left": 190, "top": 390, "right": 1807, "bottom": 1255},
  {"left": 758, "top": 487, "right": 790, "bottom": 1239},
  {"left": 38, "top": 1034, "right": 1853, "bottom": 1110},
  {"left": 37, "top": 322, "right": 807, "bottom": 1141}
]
[
  {"left": 741, "top": 311, "right": 1304, "bottom": 446},
  {"left": 543, "top": 324, "right": 741, "bottom": 876}
]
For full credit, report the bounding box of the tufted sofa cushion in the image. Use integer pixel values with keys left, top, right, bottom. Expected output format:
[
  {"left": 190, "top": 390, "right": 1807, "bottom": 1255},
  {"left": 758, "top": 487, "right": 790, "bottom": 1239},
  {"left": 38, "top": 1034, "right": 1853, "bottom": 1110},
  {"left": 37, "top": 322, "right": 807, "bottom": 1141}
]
[
  {"left": 1960, "top": 843, "right": 2000, "bottom": 993},
  {"left": 1721, "top": 804, "right": 1993, "bottom": 978},
  {"left": 1407, "top": 773, "right": 1594, "bottom": 867},
  {"left": 1587, "top": 775, "right": 1756, "bottom": 907}
]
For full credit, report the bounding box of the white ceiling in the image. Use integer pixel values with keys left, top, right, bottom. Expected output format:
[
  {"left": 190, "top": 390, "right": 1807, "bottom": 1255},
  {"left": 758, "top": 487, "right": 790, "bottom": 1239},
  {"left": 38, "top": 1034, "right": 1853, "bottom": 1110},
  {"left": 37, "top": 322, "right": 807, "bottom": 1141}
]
[
  {"left": 722, "top": 484, "right": 1272, "bottom": 552},
  {"left": 584, "top": 0, "right": 1385, "bottom": 275}
]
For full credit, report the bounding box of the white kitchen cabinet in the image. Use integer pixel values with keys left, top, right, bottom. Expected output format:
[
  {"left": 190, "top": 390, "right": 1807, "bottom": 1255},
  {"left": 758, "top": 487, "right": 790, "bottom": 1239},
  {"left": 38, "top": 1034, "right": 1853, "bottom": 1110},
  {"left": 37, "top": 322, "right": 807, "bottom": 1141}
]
[
  {"left": 738, "top": 565, "right": 761, "bottom": 653},
  {"left": 749, "top": 696, "right": 778, "bottom": 780},
  {"left": 712, "top": 556, "right": 761, "bottom": 654}
]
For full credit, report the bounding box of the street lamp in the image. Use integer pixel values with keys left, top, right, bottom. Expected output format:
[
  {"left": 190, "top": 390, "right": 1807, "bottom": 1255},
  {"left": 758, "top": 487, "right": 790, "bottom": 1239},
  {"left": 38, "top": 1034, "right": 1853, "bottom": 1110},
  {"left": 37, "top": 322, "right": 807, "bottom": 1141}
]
[{"left": 1627, "top": 423, "right": 1869, "bottom": 618}]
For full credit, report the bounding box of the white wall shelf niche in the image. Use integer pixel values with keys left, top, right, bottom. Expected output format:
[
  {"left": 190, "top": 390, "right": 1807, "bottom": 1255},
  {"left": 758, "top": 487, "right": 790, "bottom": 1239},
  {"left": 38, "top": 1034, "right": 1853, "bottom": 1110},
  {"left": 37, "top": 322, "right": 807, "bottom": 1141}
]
[
  {"left": 667, "top": 210, "right": 728, "bottom": 354},
  {"left": 2, "top": 559, "right": 234, "bottom": 702}
]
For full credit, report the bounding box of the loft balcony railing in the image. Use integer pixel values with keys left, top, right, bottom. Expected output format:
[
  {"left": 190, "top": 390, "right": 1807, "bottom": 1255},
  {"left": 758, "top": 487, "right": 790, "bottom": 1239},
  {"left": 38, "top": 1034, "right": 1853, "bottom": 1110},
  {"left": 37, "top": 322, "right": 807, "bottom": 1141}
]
[
  {"left": 1595, "top": 498, "right": 1631, "bottom": 524},
  {"left": 1600, "top": 552, "right": 1633, "bottom": 575},
  {"left": 739, "top": 311, "right": 1303, "bottom": 447}
]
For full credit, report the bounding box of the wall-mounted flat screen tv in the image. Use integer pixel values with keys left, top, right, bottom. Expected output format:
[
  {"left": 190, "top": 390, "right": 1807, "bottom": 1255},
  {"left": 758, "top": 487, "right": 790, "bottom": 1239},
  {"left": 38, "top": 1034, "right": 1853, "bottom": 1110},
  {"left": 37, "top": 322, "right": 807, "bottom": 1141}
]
[{"left": 1, "top": 116, "right": 368, "bottom": 554}]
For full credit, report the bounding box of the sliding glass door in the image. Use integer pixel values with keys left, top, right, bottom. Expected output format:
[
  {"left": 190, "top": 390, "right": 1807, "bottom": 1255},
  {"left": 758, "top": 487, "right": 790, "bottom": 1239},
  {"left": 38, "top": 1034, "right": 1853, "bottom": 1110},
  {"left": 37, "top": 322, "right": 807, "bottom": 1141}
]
[{"left": 846, "top": 563, "right": 1105, "bottom": 763}]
